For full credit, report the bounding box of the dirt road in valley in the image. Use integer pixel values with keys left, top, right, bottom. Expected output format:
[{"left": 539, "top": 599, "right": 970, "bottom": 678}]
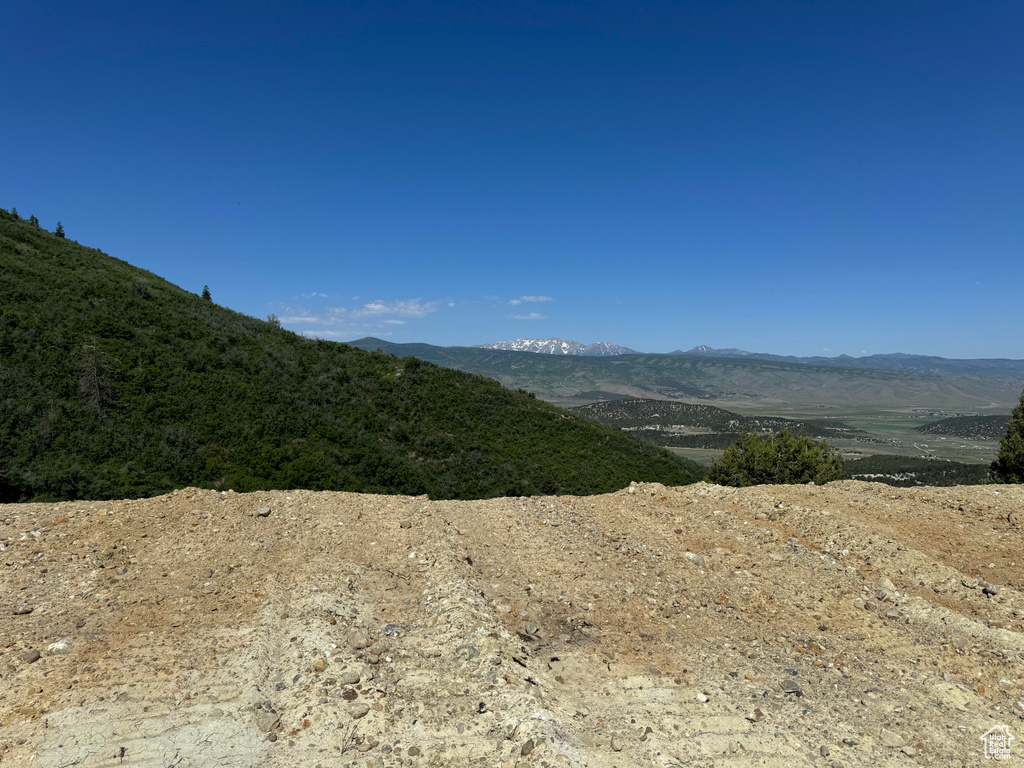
[{"left": 1, "top": 480, "right": 1022, "bottom": 766}]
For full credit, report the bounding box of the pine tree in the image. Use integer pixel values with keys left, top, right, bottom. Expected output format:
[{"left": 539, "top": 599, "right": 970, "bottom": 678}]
[
  {"left": 10, "top": 207, "right": 18, "bottom": 219},
  {"left": 991, "top": 388, "right": 1024, "bottom": 483},
  {"left": 28, "top": 215, "right": 39, "bottom": 226},
  {"left": 202, "top": 285, "right": 212, "bottom": 301},
  {"left": 55, "top": 222, "right": 65, "bottom": 238}
]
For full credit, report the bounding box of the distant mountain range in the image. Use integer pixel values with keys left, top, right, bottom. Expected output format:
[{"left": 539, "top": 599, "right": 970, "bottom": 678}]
[
  {"left": 674, "top": 346, "right": 1024, "bottom": 380},
  {"left": 347, "top": 338, "right": 1024, "bottom": 410},
  {"left": 475, "top": 338, "right": 636, "bottom": 356},
  {"left": 468, "top": 339, "right": 1024, "bottom": 379}
]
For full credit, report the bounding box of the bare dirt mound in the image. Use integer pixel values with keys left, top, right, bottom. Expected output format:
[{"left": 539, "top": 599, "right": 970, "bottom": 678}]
[{"left": 2, "top": 481, "right": 1023, "bottom": 767}]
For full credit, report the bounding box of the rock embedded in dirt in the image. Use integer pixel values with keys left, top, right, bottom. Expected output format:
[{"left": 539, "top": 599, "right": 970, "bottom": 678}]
[
  {"left": 879, "top": 728, "right": 904, "bottom": 748},
  {"left": 347, "top": 628, "right": 371, "bottom": 649}
]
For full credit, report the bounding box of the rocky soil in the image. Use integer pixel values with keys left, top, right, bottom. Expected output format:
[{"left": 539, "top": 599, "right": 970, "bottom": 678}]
[{"left": 1, "top": 480, "right": 1023, "bottom": 767}]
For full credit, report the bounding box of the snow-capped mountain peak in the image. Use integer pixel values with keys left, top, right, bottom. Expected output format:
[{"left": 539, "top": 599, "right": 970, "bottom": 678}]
[{"left": 475, "top": 338, "right": 637, "bottom": 356}]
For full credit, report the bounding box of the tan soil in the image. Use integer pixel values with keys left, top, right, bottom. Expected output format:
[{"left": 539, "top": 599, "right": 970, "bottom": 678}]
[{"left": 1, "top": 480, "right": 1022, "bottom": 767}]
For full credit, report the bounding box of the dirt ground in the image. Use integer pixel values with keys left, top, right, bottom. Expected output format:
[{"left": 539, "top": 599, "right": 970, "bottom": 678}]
[{"left": 1, "top": 480, "right": 1022, "bottom": 767}]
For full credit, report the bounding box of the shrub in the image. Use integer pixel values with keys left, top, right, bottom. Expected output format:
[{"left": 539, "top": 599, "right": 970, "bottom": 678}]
[
  {"left": 708, "top": 428, "right": 844, "bottom": 487},
  {"left": 991, "top": 388, "right": 1024, "bottom": 483}
]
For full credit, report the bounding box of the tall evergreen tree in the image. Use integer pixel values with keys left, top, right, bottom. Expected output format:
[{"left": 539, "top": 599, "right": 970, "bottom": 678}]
[
  {"left": 991, "top": 388, "right": 1024, "bottom": 483},
  {"left": 202, "top": 285, "right": 212, "bottom": 301},
  {"left": 10, "top": 207, "right": 18, "bottom": 219},
  {"left": 28, "top": 215, "right": 39, "bottom": 227},
  {"left": 55, "top": 221, "right": 65, "bottom": 238}
]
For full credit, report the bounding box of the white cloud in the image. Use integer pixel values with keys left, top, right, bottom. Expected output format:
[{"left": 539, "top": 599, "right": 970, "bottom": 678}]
[
  {"left": 353, "top": 299, "right": 439, "bottom": 318},
  {"left": 273, "top": 296, "right": 449, "bottom": 340},
  {"left": 508, "top": 312, "right": 545, "bottom": 320},
  {"left": 509, "top": 295, "right": 553, "bottom": 306}
]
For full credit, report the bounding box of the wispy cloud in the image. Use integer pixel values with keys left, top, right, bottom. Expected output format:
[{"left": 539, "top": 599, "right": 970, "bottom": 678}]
[
  {"left": 352, "top": 299, "right": 439, "bottom": 319},
  {"left": 508, "top": 312, "right": 545, "bottom": 320},
  {"left": 509, "top": 295, "right": 553, "bottom": 306},
  {"left": 273, "top": 296, "right": 449, "bottom": 340}
]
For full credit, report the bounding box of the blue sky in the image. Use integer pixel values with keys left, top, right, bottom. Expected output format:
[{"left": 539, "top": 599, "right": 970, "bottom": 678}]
[{"left": 4, "top": 1, "right": 1022, "bottom": 357}]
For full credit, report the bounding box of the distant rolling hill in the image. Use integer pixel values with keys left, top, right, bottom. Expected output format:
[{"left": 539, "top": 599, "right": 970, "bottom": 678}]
[
  {"left": 347, "top": 338, "right": 1024, "bottom": 411},
  {"left": 0, "top": 208, "right": 704, "bottom": 502},
  {"left": 569, "top": 398, "right": 876, "bottom": 447},
  {"left": 676, "top": 346, "right": 1024, "bottom": 380},
  {"left": 915, "top": 414, "right": 1011, "bottom": 441}
]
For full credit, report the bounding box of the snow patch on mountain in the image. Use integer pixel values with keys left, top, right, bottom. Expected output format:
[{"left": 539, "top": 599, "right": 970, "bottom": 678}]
[{"left": 476, "top": 338, "right": 637, "bottom": 356}]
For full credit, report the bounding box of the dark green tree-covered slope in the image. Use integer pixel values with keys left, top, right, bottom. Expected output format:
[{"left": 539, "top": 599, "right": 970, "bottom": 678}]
[{"left": 0, "top": 209, "right": 703, "bottom": 502}]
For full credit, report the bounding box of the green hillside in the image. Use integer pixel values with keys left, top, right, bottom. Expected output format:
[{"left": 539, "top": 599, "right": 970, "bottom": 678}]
[{"left": 0, "top": 209, "right": 703, "bottom": 502}]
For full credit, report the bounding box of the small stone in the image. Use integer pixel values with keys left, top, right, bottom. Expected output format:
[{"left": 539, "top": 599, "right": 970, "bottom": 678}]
[
  {"left": 879, "top": 728, "right": 904, "bottom": 749},
  {"left": 685, "top": 552, "right": 706, "bottom": 568},
  {"left": 984, "top": 583, "right": 1002, "bottom": 596},
  {"left": 267, "top": 732, "right": 278, "bottom": 743},
  {"left": 22, "top": 650, "right": 41, "bottom": 664},
  {"left": 256, "top": 507, "right": 272, "bottom": 517},
  {"left": 408, "top": 746, "right": 421, "bottom": 756},
  {"left": 339, "top": 670, "right": 360, "bottom": 685},
  {"left": 255, "top": 713, "right": 279, "bottom": 733},
  {"left": 779, "top": 679, "right": 801, "bottom": 694},
  {"left": 75, "top": 619, "right": 86, "bottom": 629},
  {"left": 400, "top": 520, "right": 412, "bottom": 529},
  {"left": 521, "top": 739, "right": 535, "bottom": 757},
  {"left": 347, "top": 629, "right": 371, "bottom": 649},
  {"left": 47, "top": 639, "right": 73, "bottom": 655},
  {"left": 311, "top": 658, "right": 327, "bottom": 673},
  {"left": 12, "top": 604, "right": 33, "bottom": 616},
  {"left": 901, "top": 746, "right": 917, "bottom": 757},
  {"left": 349, "top": 703, "right": 370, "bottom": 719},
  {"left": 504, "top": 672, "right": 520, "bottom": 686},
  {"left": 524, "top": 622, "right": 539, "bottom": 636},
  {"left": 820, "top": 745, "right": 830, "bottom": 757},
  {"left": 610, "top": 737, "right": 624, "bottom": 752}
]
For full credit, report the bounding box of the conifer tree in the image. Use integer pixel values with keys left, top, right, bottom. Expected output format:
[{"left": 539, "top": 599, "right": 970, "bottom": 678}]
[
  {"left": 202, "top": 285, "right": 212, "bottom": 301},
  {"left": 28, "top": 215, "right": 39, "bottom": 226},
  {"left": 991, "top": 388, "right": 1024, "bottom": 483},
  {"left": 55, "top": 222, "right": 65, "bottom": 238}
]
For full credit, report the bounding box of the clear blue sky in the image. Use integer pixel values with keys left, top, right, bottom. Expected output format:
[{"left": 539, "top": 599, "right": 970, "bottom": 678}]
[{"left": 4, "top": 1, "right": 1022, "bottom": 357}]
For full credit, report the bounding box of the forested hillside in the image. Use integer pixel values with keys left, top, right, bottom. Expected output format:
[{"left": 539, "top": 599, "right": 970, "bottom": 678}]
[
  {"left": 914, "top": 414, "right": 1011, "bottom": 441},
  {"left": 0, "top": 209, "right": 703, "bottom": 501}
]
